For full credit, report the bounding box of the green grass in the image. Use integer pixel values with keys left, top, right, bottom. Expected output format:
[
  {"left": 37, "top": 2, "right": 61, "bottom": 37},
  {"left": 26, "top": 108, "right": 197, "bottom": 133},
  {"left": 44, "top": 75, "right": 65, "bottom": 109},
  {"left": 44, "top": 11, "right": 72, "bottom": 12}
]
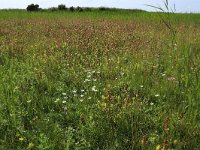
[
  {"left": 1, "top": 9, "right": 200, "bottom": 22},
  {"left": 0, "top": 10, "right": 199, "bottom": 150}
]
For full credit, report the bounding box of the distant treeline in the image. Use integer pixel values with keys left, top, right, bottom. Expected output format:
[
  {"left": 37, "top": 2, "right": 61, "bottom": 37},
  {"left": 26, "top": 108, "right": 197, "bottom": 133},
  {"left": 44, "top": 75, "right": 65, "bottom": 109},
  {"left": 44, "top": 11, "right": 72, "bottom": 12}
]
[{"left": 26, "top": 4, "right": 146, "bottom": 12}]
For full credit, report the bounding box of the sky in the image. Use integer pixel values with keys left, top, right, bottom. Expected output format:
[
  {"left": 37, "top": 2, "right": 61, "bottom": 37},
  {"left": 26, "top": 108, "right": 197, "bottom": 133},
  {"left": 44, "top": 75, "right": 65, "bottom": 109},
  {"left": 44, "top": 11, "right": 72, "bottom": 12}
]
[{"left": 0, "top": 0, "right": 200, "bottom": 13}]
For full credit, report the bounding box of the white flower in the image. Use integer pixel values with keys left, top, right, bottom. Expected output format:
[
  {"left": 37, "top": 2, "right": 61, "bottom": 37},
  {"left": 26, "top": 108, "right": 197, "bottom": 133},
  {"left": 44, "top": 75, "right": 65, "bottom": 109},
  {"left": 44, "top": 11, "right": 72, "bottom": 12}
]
[
  {"left": 155, "top": 94, "right": 160, "bottom": 97},
  {"left": 72, "top": 89, "right": 77, "bottom": 93},
  {"left": 140, "top": 85, "right": 144, "bottom": 88},
  {"left": 87, "top": 74, "right": 92, "bottom": 78},
  {"left": 84, "top": 79, "right": 91, "bottom": 83},
  {"left": 62, "top": 93, "right": 67, "bottom": 96},
  {"left": 92, "top": 86, "right": 98, "bottom": 92},
  {"left": 167, "top": 77, "right": 176, "bottom": 81},
  {"left": 120, "top": 72, "right": 125, "bottom": 76},
  {"left": 27, "top": 100, "right": 32, "bottom": 103},
  {"left": 54, "top": 98, "right": 60, "bottom": 103},
  {"left": 62, "top": 100, "right": 66, "bottom": 104},
  {"left": 161, "top": 73, "right": 166, "bottom": 77},
  {"left": 80, "top": 99, "right": 83, "bottom": 102},
  {"left": 80, "top": 94, "right": 84, "bottom": 97}
]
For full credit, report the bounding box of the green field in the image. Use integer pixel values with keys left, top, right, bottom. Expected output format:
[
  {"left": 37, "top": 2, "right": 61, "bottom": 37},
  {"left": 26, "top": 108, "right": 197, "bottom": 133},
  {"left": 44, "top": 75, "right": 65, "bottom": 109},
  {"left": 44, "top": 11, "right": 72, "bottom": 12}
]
[{"left": 0, "top": 10, "right": 199, "bottom": 150}]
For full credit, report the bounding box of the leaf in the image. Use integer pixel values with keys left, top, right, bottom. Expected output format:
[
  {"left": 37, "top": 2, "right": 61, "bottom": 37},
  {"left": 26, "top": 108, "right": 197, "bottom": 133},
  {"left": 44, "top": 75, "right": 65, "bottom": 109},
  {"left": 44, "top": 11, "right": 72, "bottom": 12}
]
[
  {"left": 163, "top": 0, "right": 169, "bottom": 11},
  {"left": 145, "top": 4, "right": 165, "bottom": 12}
]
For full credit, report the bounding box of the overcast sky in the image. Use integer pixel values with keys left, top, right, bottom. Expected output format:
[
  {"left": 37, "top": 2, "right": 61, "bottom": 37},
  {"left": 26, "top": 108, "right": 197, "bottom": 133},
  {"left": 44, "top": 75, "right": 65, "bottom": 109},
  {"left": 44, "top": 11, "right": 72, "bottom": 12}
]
[{"left": 0, "top": 0, "right": 200, "bottom": 13}]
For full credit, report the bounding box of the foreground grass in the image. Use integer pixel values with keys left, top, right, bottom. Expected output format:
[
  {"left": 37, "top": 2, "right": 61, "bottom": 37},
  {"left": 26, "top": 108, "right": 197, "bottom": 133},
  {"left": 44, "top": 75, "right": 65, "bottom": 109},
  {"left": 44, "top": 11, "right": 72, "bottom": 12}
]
[{"left": 0, "top": 10, "right": 199, "bottom": 149}]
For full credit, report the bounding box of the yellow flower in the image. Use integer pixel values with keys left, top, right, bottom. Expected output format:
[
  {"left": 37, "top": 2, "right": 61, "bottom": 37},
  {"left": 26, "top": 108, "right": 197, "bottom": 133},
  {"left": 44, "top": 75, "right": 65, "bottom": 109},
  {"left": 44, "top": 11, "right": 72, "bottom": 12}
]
[
  {"left": 27, "top": 142, "right": 35, "bottom": 149},
  {"left": 156, "top": 145, "right": 161, "bottom": 150},
  {"left": 19, "top": 137, "right": 24, "bottom": 142},
  {"left": 173, "top": 140, "right": 178, "bottom": 145}
]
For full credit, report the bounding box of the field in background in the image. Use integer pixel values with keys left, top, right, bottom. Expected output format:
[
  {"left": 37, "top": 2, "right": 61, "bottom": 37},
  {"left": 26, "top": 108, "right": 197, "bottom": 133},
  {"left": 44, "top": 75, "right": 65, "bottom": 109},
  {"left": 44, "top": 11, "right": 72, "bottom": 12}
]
[{"left": 0, "top": 10, "right": 199, "bottom": 149}]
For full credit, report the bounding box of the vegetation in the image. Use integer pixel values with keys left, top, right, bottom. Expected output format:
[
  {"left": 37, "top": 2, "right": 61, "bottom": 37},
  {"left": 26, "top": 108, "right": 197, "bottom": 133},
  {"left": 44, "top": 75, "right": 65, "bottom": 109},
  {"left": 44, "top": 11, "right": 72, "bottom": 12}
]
[
  {"left": 0, "top": 9, "right": 199, "bottom": 150},
  {"left": 76, "top": 6, "right": 83, "bottom": 12},
  {"left": 25, "top": 3, "right": 146, "bottom": 13},
  {"left": 69, "top": 6, "right": 75, "bottom": 12},
  {"left": 58, "top": 4, "right": 67, "bottom": 11},
  {"left": 26, "top": 4, "right": 40, "bottom": 12}
]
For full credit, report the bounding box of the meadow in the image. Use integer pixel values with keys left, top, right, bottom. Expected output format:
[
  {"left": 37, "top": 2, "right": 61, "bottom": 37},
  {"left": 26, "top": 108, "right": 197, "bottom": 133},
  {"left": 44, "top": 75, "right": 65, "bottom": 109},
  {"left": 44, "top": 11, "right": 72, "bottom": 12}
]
[{"left": 0, "top": 10, "right": 199, "bottom": 149}]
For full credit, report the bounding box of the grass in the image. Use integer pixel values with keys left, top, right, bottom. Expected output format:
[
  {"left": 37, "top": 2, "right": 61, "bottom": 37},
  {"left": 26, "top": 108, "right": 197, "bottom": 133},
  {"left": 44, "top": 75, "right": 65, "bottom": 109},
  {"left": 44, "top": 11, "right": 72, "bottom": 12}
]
[{"left": 0, "top": 10, "right": 199, "bottom": 149}]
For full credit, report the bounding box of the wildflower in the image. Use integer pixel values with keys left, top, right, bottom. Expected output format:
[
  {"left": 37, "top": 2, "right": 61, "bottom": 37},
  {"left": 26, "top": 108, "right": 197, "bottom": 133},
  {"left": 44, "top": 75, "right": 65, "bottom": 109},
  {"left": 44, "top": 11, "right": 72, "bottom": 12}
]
[
  {"left": 167, "top": 77, "right": 176, "bottom": 81},
  {"left": 164, "top": 117, "right": 170, "bottom": 135},
  {"left": 149, "top": 136, "right": 156, "bottom": 143},
  {"left": 92, "top": 86, "right": 98, "bottom": 92},
  {"left": 173, "top": 139, "right": 178, "bottom": 145},
  {"left": 27, "top": 100, "right": 32, "bottom": 103},
  {"left": 120, "top": 72, "right": 125, "bottom": 76},
  {"left": 32, "top": 116, "right": 38, "bottom": 121},
  {"left": 64, "top": 109, "right": 68, "bottom": 114},
  {"left": 150, "top": 102, "right": 154, "bottom": 106},
  {"left": 62, "top": 93, "right": 67, "bottom": 96},
  {"left": 140, "top": 85, "right": 144, "bottom": 88},
  {"left": 155, "top": 94, "right": 160, "bottom": 97},
  {"left": 84, "top": 79, "right": 91, "bottom": 83},
  {"left": 54, "top": 98, "right": 60, "bottom": 103},
  {"left": 161, "top": 73, "right": 166, "bottom": 77},
  {"left": 80, "top": 94, "right": 84, "bottom": 97},
  {"left": 19, "top": 137, "right": 24, "bottom": 141},
  {"left": 80, "top": 99, "right": 83, "bottom": 102},
  {"left": 156, "top": 145, "right": 161, "bottom": 150},
  {"left": 162, "top": 139, "right": 168, "bottom": 150},
  {"left": 27, "top": 142, "right": 35, "bottom": 149},
  {"left": 87, "top": 74, "right": 91, "bottom": 78},
  {"left": 62, "top": 100, "right": 66, "bottom": 104},
  {"left": 72, "top": 89, "right": 77, "bottom": 93}
]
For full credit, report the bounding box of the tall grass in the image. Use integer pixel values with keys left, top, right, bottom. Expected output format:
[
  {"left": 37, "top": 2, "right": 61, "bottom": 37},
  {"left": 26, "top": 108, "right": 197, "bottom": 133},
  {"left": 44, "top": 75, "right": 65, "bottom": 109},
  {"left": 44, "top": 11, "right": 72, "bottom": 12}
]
[{"left": 0, "top": 9, "right": 199, "bottom": 149}]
